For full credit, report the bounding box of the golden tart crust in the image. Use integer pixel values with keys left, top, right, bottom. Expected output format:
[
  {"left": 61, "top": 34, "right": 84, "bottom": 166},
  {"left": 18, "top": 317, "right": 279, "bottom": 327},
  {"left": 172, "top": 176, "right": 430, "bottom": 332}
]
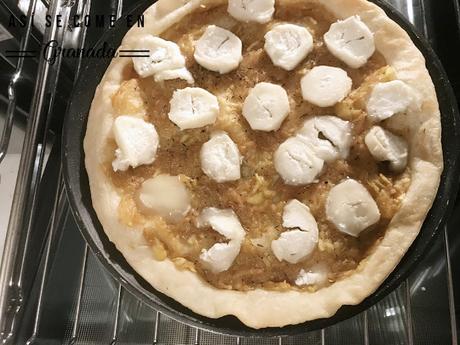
[{"left": 84, "top": 0, "right": 442, "bottom": 328}]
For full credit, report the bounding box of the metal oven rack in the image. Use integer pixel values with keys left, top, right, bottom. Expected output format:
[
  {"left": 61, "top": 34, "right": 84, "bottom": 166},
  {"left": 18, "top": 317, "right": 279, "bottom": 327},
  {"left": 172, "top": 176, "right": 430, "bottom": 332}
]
[{"left": 0, "top": 0, "right": 457, "bottom": 344}]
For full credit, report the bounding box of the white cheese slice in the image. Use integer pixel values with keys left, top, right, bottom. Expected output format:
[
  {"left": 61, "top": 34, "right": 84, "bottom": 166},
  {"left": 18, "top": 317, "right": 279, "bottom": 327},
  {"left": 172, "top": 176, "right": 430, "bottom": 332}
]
[
  {"left": 272, "top": 200, "right": 318, "bottom": 264},
  {"left": 274, "top": 137, "right": 324, "bottom": 186},
  {"left": 298, "top": 116, "right": 352, "bottom": 161},
  {"left": 197, "top": 207, "right": 246, "bottom": 242},
  {"left": 271, "top": 230, "right": 317, "bottom": 264},
  {"left": 197, "top": 207, "right": 246, "bottom": 273},
  {"left": 242, "top": 82, "right": 290, "bottom": 131},
  {"left": 227, "top": 0, "right": 275, "bottom": 24},
  {"left": 112, "top": 116, "right": 159, "bottom": 172},
  {"left": 132, "top": 36, "right": 186, "bottom": 78},
  {"left": 138, "top": 175, "right": 191, "bottom": 221},
  {"left": 366, "top": 80, "right": 417, "bottom": 121},
  {"left": 199, "top": 241, "right": 241, "bottom": 273},
  {"left": 326, "top": 179, "right": 381, "bottom": 237},
  {"left": 295, "top": 265, "right": 328, "bottom": 286},
  {"left": 324, "top": 16, "right": 375, "bottom": 68},
  {"left": 194, "top": 25, "right": 243, "bottom": 74},
  {"left": 301, "top": 66, "right": 352, "bottom": 107},
  {"left": 200, "top": 131, "right": 242, "bottom": 183},
  {"left": 264, "top": 23, "right": 313, "bottom": 71},
  {"left": 168, "top": 87, "right": 219, "bottom": 130},
  {"left": 364, "top": 126, "right": 408, "bottom": 172},
  {"left": 283, "top": 199, "right": 318, "bottom": 233},
  {"left": 154, "top": 67, "right": 195, "bottom": 84}
]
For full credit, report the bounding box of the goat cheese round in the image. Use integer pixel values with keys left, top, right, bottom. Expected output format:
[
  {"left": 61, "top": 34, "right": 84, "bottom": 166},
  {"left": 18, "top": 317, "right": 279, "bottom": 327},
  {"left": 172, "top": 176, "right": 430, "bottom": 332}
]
[
  {"left": 112, "top": 116, "right": 159, "bottom": 172},
  {"left": 200, "top": 132, "right": 242, "bottom": 183},
  {"left": 283, "top": 199, "right": 318, "bottom": 233},
  {"left": 326, "top": 179, "right": 381, "bottom": 237},
  {"left": 168, "top": 87, "right": 219, "bottom": 130},
  {"left": 298, "top": 116, "right": 352, "bottom": 161},
  {"left": 200, "top": 242, "right": 241, "bottom": 273},
  {"left": 272, "top": 199, "right": 318, "bottom": 264},
  {"left": 138, "top": 175, "right": 191, "bottom": 221},
  {"left": 242, "top": 82, "right": 290, "bottom": 131},
  {"left": 301, "top": 66, "right": 352, "bottom": 107},
  {"left": 324, "top": 16, "right": 375, "bottom": 68},
  {"left": 132, "top": 36, "right": 186, "bottom": 78},
  {"left": 198, "top": 207, "right": 246, "bottom": 273},
  {"left": 365, "top": 126, "right": 409, "bottom": 172},
  {"left": 194, "top": 25, "right": 243, "bottom": 74},
  {"left": 197, "top": 207, "right": 246, "bottom": 242},
  {"left": 271, "top": 230, "right": 318, "bottom": 264},
  {"left": 366, "top": 80, "right": 417, "bottom": 121},
  {"left": 264, "top": 24, "right": 313, "bottom": 71},
  {"left": 227, "top": 0, "right": 275, "bottom": 24},
  {"left": 274, "top": 137, "right": 324, "bottom": 186}
]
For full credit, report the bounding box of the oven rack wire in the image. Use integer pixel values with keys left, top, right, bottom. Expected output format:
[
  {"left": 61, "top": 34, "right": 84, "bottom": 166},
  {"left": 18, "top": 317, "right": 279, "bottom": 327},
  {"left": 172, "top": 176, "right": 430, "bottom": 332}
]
[{"left": 0, "top": 0, "right": 457, "bottom": 344}]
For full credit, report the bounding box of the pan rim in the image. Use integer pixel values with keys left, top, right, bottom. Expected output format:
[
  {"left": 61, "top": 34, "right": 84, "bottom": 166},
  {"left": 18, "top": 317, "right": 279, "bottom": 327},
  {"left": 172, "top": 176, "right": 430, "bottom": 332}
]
[{"left": 62, "top": 0, "right": 460, "bottom": 337}]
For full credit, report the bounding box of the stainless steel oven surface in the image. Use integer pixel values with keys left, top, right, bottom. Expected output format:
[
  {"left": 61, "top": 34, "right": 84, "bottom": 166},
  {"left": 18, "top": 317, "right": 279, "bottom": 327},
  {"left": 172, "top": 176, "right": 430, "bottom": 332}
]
[{"left": 0, "top": 0, "right": 459, "bottom": 344}]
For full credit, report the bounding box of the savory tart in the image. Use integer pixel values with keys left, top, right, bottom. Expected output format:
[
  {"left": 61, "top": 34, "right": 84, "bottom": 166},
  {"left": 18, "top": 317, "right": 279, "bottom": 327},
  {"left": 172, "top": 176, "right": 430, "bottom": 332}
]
[{"left": 84, "top": 0, "right": 443, "bottom": 328}]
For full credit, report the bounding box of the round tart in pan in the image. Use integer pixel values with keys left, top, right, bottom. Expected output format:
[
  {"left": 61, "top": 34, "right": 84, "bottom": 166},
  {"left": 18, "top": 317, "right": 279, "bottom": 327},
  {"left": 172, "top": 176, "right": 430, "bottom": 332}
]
[{"left": 84, "top": 0, "right": 443, "bottom": 328}]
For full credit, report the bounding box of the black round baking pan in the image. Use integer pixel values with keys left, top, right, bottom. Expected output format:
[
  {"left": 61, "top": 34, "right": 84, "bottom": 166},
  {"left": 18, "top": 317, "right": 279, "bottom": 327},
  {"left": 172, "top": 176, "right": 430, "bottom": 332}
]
[{"left": 62, "top": 0, "right": 460, "bottom": 338}]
